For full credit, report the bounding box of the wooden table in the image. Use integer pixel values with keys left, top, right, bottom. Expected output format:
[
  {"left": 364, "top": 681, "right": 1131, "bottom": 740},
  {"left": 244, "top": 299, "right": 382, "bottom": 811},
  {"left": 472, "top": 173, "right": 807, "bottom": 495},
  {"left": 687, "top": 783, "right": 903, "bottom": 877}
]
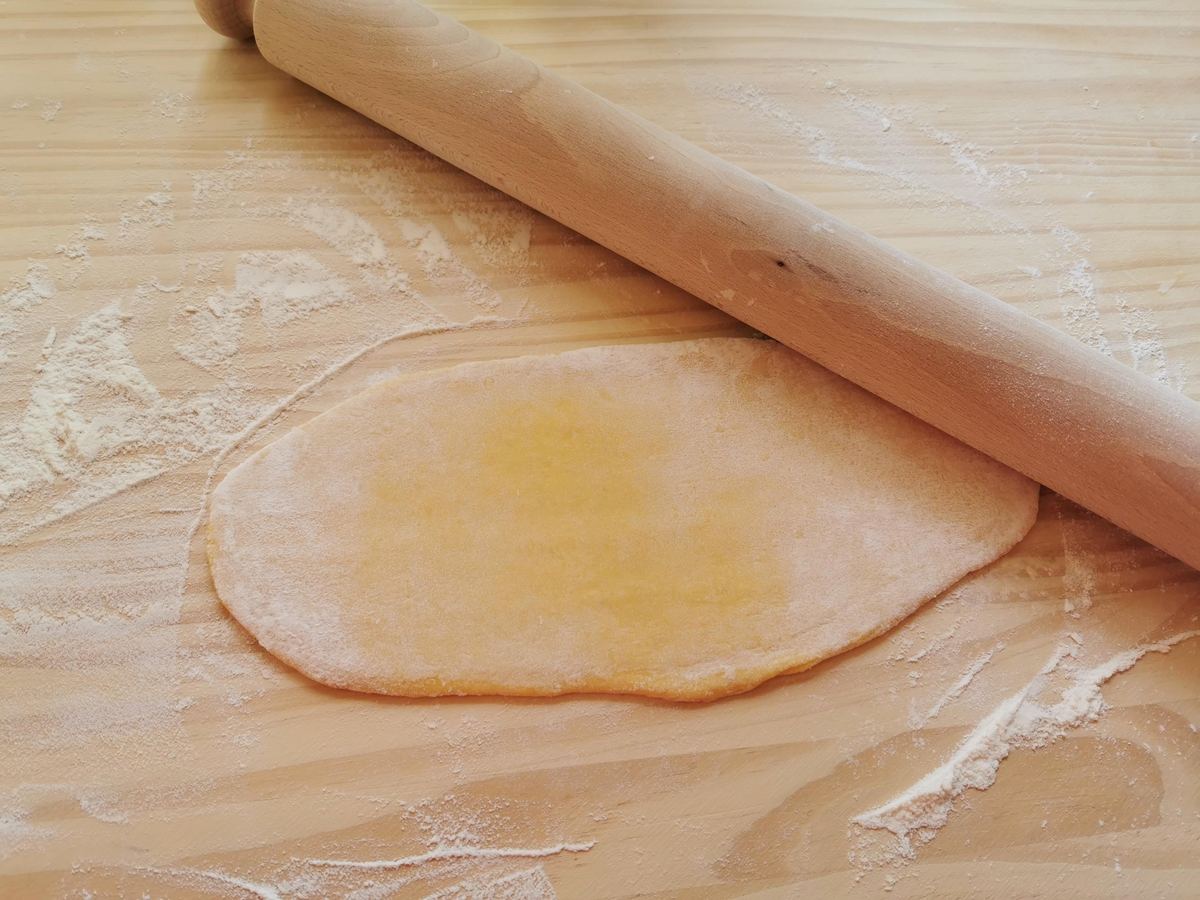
[{"left": 2, "top": 2, "right": 1197, "bottom": 896}]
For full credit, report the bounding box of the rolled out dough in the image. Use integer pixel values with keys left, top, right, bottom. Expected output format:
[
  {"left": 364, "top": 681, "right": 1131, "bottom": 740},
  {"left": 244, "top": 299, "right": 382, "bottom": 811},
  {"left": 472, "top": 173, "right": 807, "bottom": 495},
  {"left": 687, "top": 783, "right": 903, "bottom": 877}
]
[{"left": 208, "top": 338, "right": 1038, "bottom": 701}]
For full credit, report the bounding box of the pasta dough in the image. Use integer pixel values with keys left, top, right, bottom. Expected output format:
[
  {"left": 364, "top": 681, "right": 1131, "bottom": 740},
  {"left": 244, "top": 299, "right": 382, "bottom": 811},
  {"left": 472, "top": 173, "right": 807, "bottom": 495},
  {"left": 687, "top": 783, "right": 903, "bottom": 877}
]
[{"left": 208, "top": 338, "right": 1038, "bottom": 701}]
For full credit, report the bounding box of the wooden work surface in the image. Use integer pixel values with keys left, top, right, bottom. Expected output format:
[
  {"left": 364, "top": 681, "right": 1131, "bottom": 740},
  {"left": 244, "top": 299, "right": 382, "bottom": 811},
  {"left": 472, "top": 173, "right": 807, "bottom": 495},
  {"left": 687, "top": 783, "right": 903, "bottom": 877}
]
[{"left": 2, "top": 2, "right": 1198, "bottom": 897}]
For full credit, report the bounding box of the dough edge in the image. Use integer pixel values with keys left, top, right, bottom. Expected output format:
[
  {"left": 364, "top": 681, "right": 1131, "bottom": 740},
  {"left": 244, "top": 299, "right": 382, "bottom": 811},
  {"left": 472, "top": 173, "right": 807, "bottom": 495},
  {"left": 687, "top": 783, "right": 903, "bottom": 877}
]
[
  {"left": 207, "top": 340, "right": 1041, "bottom": 703},
  {"left": 211, "top": 496, "right": 1036, "bottom": 701}
]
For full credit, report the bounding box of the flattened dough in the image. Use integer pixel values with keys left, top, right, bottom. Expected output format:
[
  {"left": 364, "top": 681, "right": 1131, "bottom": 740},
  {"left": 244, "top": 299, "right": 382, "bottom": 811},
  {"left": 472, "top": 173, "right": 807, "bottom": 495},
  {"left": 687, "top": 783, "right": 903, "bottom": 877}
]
[{"left": 209, "top": 338, "right": 1038, "bottom": 701}]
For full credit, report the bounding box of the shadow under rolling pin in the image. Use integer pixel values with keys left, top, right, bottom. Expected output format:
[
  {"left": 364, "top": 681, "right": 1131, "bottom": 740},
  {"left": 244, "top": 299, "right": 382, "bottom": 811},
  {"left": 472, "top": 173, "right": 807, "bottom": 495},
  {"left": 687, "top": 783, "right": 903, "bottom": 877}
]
[{"left": 195, "top": 0, "right": 1200, "bottom": 571}]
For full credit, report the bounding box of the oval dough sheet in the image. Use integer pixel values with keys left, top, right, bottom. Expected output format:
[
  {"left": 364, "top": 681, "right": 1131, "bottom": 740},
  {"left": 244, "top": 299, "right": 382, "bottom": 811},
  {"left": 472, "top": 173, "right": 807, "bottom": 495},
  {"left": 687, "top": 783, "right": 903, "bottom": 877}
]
[{"left": 208, "top": 338, "right": 1038, "bottom": 701}]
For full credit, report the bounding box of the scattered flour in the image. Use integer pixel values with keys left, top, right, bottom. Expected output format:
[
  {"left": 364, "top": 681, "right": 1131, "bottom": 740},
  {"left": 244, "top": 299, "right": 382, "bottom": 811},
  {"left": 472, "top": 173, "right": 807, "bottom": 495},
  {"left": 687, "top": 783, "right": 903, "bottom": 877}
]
[
  {"left": 0, "top": 143, "right": 529, "bottom": 857},
  {"left": 145, "top": 867, "right": 283, "bottom": 900},
  {"left": 53, "top": 221, "right": 107, "bottom": 266},
  {"left": 694, "top": 78, "right": 1032, "bottom": 232},
  {"left": 280, "top": 196, "right": 434, "bottom": 316},
  {"left": 0, "top": 803, "right": 52, "bottom": 859},
  {"left": 339, "top": 157, "right": 512, "bottom": 311},
  {"left": 117, "top": 186, "right": 174, "bottom": 240},
  {"left": 695, "top": 73, "right": 1187, "bottom": 389},
  {"left": 2, "top": 263, "right": 56, "bottom": 312},
  {"left": 450, "top": 205, "right": 534, "bottom": 270},
  {"left": 424, "top": 865, "right": 558, "bottom": 900},
  {"left": 40, "top": 99, "right": 63, "bottom": 122},
  {"left": 395, "top": 216, "right": 503, "bottom": 311},
  {"left": 853, "top": 629, "right": 1200, "bottom": 865},
  {"left": 173, "top": 250, "right": 354, "bottom": 367},
  {"left": 0, "top": 132, "right": 540, "bottom": 558},
  {"left": 116, "top": 794, "right": 590, "bottom": 898},
  {"left": 151, "top": 91, "right": 194, "bottom": 123},
  {"left": 0, "top": 302, "right": 260, "bottom": 544},
  {"left": 240, "top": 251, "right": 353, "bottom": 327},
  {"left": 192, "top": 149, "right": 262, "bottom": 204},
  {"left": 905, "top": 619, "right": 963, "bottom": 663},
  {"left": 78, "top": 791, "right": 130, "bottom": 825},
  {"left": 1116, "top": 294, "right": 1186, "bottom": 390},
  {"left": 308, "top": 841, "right": 595, "bottom": 870},
  {"left": 910, "top": 642, "right": 1004, "bottom": 728},
  {"left": 1059, "top": 259, "right": 1110, "bottom": 353},
  {"left": 284, "top": 199, "right": 391, "bottom": 268},
  {"left": 1056, "top": 502, "right": 1098, "bottom": 616}
]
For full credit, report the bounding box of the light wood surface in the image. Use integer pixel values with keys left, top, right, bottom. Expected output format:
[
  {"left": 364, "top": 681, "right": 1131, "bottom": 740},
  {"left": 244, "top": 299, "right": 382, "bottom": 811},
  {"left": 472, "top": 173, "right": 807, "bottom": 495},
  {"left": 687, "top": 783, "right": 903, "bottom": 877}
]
[
  {"left": 210, "top": 0, "right": 1200, "bottom": 571},
  {"left": 2, "top": 2, "right": 1198, "bottom": 897}
]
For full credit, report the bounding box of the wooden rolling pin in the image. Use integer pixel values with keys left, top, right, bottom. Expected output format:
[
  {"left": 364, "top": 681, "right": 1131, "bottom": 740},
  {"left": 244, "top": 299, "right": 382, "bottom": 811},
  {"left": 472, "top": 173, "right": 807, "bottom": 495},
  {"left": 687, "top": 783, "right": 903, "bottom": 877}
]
[{"left": 195, "top": 0, "right": 1200, "bottom": 571}]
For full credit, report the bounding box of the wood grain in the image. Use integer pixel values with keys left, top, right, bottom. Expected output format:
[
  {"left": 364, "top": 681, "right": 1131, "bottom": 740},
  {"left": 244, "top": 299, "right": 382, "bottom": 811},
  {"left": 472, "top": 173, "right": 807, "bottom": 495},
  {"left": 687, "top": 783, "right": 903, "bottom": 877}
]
[{"left": 1, "top": 2, "right": 1198, "bottom": 897}]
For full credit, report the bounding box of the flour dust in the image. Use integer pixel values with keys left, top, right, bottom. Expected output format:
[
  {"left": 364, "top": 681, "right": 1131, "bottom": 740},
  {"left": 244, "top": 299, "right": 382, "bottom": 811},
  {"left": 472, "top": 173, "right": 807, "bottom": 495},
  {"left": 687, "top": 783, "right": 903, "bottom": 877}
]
[
  {"left": 0, "top": 102, "right": 544, "bottom": 889},
  {"left": 692, "top": 72, "right": 1190, "bottom": 391}
]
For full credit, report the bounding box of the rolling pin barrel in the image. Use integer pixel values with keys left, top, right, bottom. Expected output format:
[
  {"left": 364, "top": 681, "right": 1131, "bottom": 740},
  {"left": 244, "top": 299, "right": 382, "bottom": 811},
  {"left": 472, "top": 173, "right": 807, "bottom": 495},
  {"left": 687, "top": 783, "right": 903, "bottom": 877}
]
[{"left": 194, "top": 0, "right": 1200, "bottom": 570}]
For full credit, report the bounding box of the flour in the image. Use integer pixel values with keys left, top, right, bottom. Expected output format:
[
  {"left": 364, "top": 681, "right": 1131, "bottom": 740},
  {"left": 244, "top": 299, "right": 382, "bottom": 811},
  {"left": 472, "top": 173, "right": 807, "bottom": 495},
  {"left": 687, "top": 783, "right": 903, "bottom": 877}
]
[
  {"left": 1056, "top": 502, "right": 1098, "bottom": 616},
  {"left": 921, "top": 126, "right": 1028, "bottom": 194},
  {"left": 55, "top": 241, "right": 88, "bottom": 262},
  {"left": 1059, "top": 259, "right": 1109, "bottom": 353},
  {"left": 395, "top": 215, "right": 503, "bottom": 311},
  {"left": 424, "top": 866, "right": 558, "bottom": 900},
  {"left": 450, "top": 205, "right": 534, "bottom": 270},
  {"left": 284, "top": 199, "right": 391, "bottom": 268},
  {"left": 0, "top": 803, "right": 51, "bottom": 859},
  {"left": 308, "top": 841, "right": 595, "bottom": 870},
  {"left": 241, "top": 251, "right": 353, "bottom": 326},
  {"left": 173, "top": 250, "right": 356, "bottom": 367},
  {"left": 280, "top": 196, "right": 436, "bottom": 319},
  {"left": 11, "top": 145, "right": 531, "bottom": 652},
  {"left": 910, "top": 642, "right": 1004, "bottom": 728},
  {"left": 339, "top": 157, "right": 512, "bottom": 312},
  {"left": 0, "top": 302, "right": 262, "bottom": 544},
  {"left": 110, "top": 793, "right": 592, "bottom": 898},
  {"left": 0, "top": 141, "right": 522, "bottom": 558},
  {"left": 852, "top": 629, "right": 1200, "bottom": 866},
  {"left": 128, "top": 832, "right": 576, "bottom": 899},
  {"left": 905, "top": 619, "right": 963, "bottom": 663},
  {"left": 0, "top": 263, "right": 56, "bottom": 366},
  {"left": 117, "top": 186, "right": 174, "bottom": 241},
  {"left": 2, "top": 263, "right": 55, "bottom": 312},
  {"left": 77, "top": 790, "right": 130, "bottom": 825},
  {"left": 695, "top": 78, "right": 1034, "bottom": 233},
  {"left": 1116, "top": 294, "right": 1185, "bottom": 389},
  {"left": 825, "top": 79, "right": 1028, "bottom": 194},
  {"left": 696, "top": 72, "right": 1188, "bottom": 389},
  {"left": 192, "top": 149, "right": 261, "bottom": 204},
  {"left": 696, "top": 81, "right": 848, "bottom": 179},
  {"left": 40, "top": 99, "right": 63, "bottom": 122},
  {"left": 150, "top": 91, "right": 194, "bottom": 123},
  {"left": 144, "top": 867, "right": 284, "bottom": 900}
]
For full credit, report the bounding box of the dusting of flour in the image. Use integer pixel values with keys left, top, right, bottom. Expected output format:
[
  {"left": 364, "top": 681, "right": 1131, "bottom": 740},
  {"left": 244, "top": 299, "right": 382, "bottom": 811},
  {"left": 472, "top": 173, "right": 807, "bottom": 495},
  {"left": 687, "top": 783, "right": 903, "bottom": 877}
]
[
  {"left": 0, "top": 114, "right": 545, "bottom": 890},
  {"left": 852, "top": 629, "right": 1200, "bottom": 867}
]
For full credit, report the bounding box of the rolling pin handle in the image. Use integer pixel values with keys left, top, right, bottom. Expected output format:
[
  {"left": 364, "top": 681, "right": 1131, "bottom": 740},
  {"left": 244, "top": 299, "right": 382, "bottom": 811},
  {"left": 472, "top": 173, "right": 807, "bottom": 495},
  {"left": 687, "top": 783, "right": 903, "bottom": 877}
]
[{"left": 194, "top": 0, "right": 256, "bottom": 40}]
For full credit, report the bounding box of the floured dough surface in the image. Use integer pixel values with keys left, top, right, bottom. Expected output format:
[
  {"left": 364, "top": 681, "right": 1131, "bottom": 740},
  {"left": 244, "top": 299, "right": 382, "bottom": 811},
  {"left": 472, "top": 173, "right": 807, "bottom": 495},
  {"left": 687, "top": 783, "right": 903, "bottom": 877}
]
[{"left": 208, "top": 338, "right": 1038, "bottom": 701}]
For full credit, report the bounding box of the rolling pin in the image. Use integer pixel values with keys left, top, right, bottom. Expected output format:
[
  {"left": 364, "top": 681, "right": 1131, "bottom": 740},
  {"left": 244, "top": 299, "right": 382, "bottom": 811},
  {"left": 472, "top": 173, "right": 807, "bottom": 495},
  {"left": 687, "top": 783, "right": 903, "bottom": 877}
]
[{"left": 194, "top": 0, "right": 1200, "bottom": 571}]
